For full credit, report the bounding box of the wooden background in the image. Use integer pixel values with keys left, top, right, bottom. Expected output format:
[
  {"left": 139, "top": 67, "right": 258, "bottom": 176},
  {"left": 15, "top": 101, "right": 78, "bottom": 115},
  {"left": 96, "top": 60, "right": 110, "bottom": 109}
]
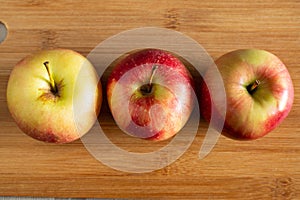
[{"left": 0, "top": 0, "right": 299, "bottom": 199}]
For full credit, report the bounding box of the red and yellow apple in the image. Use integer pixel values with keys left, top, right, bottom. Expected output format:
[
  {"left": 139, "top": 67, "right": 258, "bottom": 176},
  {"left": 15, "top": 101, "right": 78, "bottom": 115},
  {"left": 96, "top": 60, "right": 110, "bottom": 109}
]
[
  {"left": 7, "top": 49, "right": 102, "bottom": 143},
  {"left": 200, "top": 49, "right": 294, "bottom": 140},
  {"left": 107, "top": 48, "right": 195, "bottom": 141}
]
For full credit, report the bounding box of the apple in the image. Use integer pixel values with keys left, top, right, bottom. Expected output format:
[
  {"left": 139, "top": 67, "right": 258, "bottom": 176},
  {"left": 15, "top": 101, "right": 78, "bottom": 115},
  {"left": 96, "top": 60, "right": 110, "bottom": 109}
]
[
  {"left": 200, "top": 49, "right": 294, "bottom": 140},
  {"left": 107, "top": 48, "right": 195, "bottom": 141},
  {"left": 7, "top": 49, "right": 102, "bottom": 143}
]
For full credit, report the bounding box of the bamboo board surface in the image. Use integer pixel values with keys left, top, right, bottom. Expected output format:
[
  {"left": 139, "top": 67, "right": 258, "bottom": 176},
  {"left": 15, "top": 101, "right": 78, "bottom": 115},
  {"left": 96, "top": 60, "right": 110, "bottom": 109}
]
[{"left": 0, "top": 0, "right": 299, "bottom": 199}]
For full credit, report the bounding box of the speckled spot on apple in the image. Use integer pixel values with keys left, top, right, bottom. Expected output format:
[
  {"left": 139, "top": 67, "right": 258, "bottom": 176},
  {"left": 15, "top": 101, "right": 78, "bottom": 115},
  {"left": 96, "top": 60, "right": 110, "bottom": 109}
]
[{"left": 14, "top": 115, "right": 71, "bottom": 143}]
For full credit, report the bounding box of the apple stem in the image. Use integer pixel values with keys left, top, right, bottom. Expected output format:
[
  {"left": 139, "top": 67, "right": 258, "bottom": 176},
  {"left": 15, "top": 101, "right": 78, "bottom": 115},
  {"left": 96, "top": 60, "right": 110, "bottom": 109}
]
[
  {"left": 247, "top": 79, "right": 260, "bottom": 94},
  {"left": 148, "top": 65, "right": 158, "bottom": 88},
  {"left": 43, "top": 61, "right": 57, "bottom": 94}
]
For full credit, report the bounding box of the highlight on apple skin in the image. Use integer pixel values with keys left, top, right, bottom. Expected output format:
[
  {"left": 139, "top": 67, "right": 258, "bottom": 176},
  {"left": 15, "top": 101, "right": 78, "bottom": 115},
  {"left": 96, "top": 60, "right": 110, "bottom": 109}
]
[
  {"left": 6, "top": 49, "right": 102, "bottom": 143},
  {"left": 200, "top": 49, "right": 294, "bottom": 140},
  {"left": 107, "top": 48, "right": 195, "bottom": 141}
]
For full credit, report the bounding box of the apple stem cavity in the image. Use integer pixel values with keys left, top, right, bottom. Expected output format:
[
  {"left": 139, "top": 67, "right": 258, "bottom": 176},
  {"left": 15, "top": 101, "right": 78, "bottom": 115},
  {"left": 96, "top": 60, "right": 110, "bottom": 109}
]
[
  {"left": 43, "top": 61, "right": 58, "bottom": 94},
  {"left": 247, "top": 79, "right": 260, "bottom": 95},
  {"left": 140, "top": 65, "right": 158, "bottom": 94}
]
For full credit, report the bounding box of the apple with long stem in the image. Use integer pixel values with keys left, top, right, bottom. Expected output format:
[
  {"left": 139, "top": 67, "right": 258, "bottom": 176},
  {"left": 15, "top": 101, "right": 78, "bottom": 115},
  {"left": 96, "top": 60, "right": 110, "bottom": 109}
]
[
  {"left": 7, "top": 49, "right": 102, "bottom": 143},
  {"left": 107, "top": 48, "right": 195, "bottom": 141},
  {"left": 200, "top": 49, "right": 294, "bottom": 140}
]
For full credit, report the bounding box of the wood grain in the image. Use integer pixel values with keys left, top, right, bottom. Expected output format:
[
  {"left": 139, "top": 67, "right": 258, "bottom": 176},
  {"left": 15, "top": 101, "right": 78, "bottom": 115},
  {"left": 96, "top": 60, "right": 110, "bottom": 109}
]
[{"left": 0, "top": 0, "right": 299, "bottom": 199}]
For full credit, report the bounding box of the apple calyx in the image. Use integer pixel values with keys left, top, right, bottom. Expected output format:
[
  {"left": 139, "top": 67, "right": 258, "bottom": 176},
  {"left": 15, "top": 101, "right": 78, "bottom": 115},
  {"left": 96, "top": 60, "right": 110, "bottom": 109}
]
[
  {"left": 246, "top": 79, "right": 260, "bottom": 95},
  {"left": 140, "top": 65, "right": 158, "bottom": 95},
  {"left": 43, "top": 61, "right": 58, "bottom": 95}
]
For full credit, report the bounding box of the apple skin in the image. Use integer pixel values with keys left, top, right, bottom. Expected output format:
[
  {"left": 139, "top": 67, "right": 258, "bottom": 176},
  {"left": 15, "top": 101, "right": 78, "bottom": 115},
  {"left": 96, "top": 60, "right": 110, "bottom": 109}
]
[
  {"left": 107, "top": 48, "right": 195, "bottom": 141},
  {"left": 200, "top": 49, "right": 294, "bottom": 140},
  {"left": 7, "top": 49, "right": 102, "bottom": 143}
]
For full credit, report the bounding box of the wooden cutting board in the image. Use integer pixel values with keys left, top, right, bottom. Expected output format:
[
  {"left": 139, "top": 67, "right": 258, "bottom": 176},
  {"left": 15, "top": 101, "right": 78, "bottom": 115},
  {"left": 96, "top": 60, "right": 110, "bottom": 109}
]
[{"left": 0, "top": 0, "right": 299, "bottom": 199}]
